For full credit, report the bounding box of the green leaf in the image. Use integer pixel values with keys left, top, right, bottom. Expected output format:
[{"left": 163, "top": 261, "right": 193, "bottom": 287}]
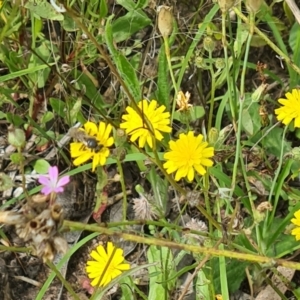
[
  {"left": 62, "top": 15, "right": 77, "bottom": 32},
  {"left": 24, "top": 0, "right": 64, "bottom": 21},
  {"left": 74, "top": 73, "right": 107, "bottom": 113},
  {"left": 289, "top": 22, "right": 300, "bottom": 85},
  {"left": 50, "top": 98, "right": 66, "bottom": 118},
  {"left": 41, "top": 111, "right": 54, "bottom": 124},
  {"left": 190, "top": 106, "right": 205, "bottom": 121},
  {"left": 241, "top": 109, "right": 253, "bottom": 136},
  {"left": 116, "top": 0, "right": 149, "bottom": 9},
  {"left": 157, "top": 44, "right": 170, "bottom": 109},
  {"left": 6, "top": 113, "right": 25, "bottom": 127},
  {"left": 212, "top": 257, "right": 249, "bottom": 293},
  {"left": 112, "top": 9, "right": 151, "bottom": 43},
  {"left": 0, "top": 63, "right": 55, "bottom": 83},
  {"left": 28, "top": 42, "right": 52, "bottom": 88},
  {"left": 69, "top": 98, "right": 82, "bottom": 124},
  {"left": 105, "top": 17, "right": 141, "bottom": 101},
  {"left": 148, "top": 166, "right": 168, "bottom": 215},
  {"left": 99, "top": 0, "right": 108, "bottom": 18},
  {"left": 147, "top": 246, "right": 176, "bottom": 299},
  {"left": 136, "top": 0, "right": 149, "bottom": 8},
  {"left": 33, "top": 159, "right": 50, "bottom": 174},
  {"left": 116, "top": 0, "right": 136, "bottom": 10},
  {"left": 10, "top": 153, "right": 24, "bottom": 164},
  {"left": 262, "top": 127, "right": 291, "bottom": 157},
  {"left": 250, "top": 34, "right": 268, "bottom": 47},
  {"left": 196, "top": 269, "right": 210, "bottom": 298}
]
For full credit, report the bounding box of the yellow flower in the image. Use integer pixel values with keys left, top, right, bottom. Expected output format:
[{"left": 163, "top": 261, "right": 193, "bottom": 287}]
[
  {"left": 120, "top": 99, "right": 172, "bottom": 149},
  {"left": 291, "top": 209, "right": 300, "bottom": 241},
  {"left": 70, "top": 122, "right": 114, "bottom": 172},
  {"left": 275, "top": 89, "right": 300, "bottom": 127},
  {"left": 163, "top": 131, "right": 214, "bottom": 181},
  {"left": 86, "top": 242, "right": 130, "bottom": 287}
]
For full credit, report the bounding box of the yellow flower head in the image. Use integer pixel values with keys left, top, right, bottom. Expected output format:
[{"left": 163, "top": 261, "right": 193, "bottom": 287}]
[
  {"left": 275, "top": 89, "right": 300, "bottom": 127},
  {"left": 70, "top": 122, "right": 114, "bottom": 172},
  {"left": 120, "top": 99, "right": 172, "bottom": 149},
  {"left": 86, "top": 242, "right": 130, "bottom": 287},
  {"left": 163, "top": 131, "right": 214, "bottom": 181},
  {"left": 291, "top": 209, "right": 300, "bottom": 241}
]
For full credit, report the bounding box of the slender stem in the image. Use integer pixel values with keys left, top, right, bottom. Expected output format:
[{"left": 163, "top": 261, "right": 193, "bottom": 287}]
[
  {"left": 230, "top": 12, "right": 253, "bottom": 202},
  {"left": 163, "top": 36, "right": 179, "bottom": 125},
  {"left": 116, "top": 159, "right": 127, "bottom": 221},
  {"left": 207, "top": 50, "right": 216, "bottom": 131},
  {"left": 63, "top": 220, "right": 300, "bottom": 270},
  {"left": 46, "top": 260, "right": 80, "bottom": 300},
  {"left": 264, "top": 126, "right": 288, "bottom": 233},
  {"left": 221, "top": 11, "right": 236, "bottom": 130}
]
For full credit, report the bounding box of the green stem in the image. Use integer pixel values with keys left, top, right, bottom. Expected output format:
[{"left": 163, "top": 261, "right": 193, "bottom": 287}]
[
  {"left": 116, "top": 158, "right": 127, "bottom": 221},
  {"left": 264, "top": 126, "right": 288, "bottom": 233},
  {"left": 221, "top": 11, "right": 236, "bottom": 129},
  {"left": 63, "top": 220, "right": 300, "bottom": 270},
  {"left": 163, "top": 36, "right": 179, "bottom": 125},
  {"left": 207, "top": 50, "right": 216, "bottom": 131},
  {"left": 46, "top": 260, "right": 80, "bottom": 300}
]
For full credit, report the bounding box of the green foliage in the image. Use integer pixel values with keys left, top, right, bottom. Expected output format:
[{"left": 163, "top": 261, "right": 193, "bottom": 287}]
[
  {"left": 105, "top": 16, "right": 141, "bottom": 101},
  {"left": 24, "top": 0, "right": 64, "bottom": 20},
  {"left": 2, "top": 0, "right": 300, "bottom": 299},
  {"left": 33, "top": 159, "right": 51, "bottom": 174},
  {"left": 212, "top": 258, "right": 249, "bottom": 294},
  {"left": 112, "top": 9, "right": 151, "bottom": 43},
  {"left": 289, "top": 22, "right": 300, "bottom": 86}
]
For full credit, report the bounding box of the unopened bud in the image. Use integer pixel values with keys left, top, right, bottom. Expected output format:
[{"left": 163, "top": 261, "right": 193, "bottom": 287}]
[
  {"left": 245, "top": 0, "right": 263, "bottom": 13},
  {"left": 0, "top": 173, "right": 14, "bottom": 191},
  {"left": 203, "top": 36, "right": 216, "bottom": 52},
  {"left": 157, "top": 6, "right": 173, "bottom": 38},
  {"left": 208, "top": 128, "right": 219, "bottom": 145},
  {"left": 218, "top": 0, "right": 235, "bottom": 13},
  {"left": 8, "top": 126, "right": 25, "bottom": 148},
  {"left": 195, "top": 56, "right": 207, "bottom": 69},
  {"left": 292, "top": 147, "right": 300, "bottom": 161},
  {"left": 215, "top": 58, "right": 225, "bottom": 70}
]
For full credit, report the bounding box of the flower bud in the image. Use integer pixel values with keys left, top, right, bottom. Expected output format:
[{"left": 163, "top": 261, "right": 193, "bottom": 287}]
[
  {"left": 292, "top": 147, "right": 300, "bottom": 161},
  {"left": 215, "top": 58, "right": 225, "bottom": 70},
  {"left": 195, "top": 56, "right": 207, "bottom": 69},
  {"left": 8, "top": 126, "right": 25, "bottom": 148},
  {"left": 203, "top": 36, "right": 216, "bottom": 52},
  {"left": 218, "top": 0, "right": 235, "bottom": 13},
  {"left": 0, "top": 173, "right": 14, "bottom": 191},
  {"left": 157, "top": 6, "right": 174, "bottom": 38},
  {"left": 245, "top": 0, "right": 264, "bottom": 13},
  {"left": 208, "top": 128, "right": 219, "bottom": 145}
]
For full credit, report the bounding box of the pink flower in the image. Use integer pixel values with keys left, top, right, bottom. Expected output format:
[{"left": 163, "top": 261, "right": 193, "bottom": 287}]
[{"left": 38, "top": 166, "right": 70, "bottom": 195}]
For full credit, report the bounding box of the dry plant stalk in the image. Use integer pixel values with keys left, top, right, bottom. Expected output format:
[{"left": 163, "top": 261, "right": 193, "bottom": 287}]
[{"left": 0, "top": 194, "right": 68, "bottom": 262}]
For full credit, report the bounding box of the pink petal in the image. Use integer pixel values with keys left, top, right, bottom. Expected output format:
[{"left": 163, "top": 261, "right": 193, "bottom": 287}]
[
  {"left": 54, "top": 186, "right": 64, "bottom": 193},
  {"left": 41, "top": 186, "right": 53, "bottom": 195},
  {"left": 48, "top": 166, "right": 59, "bottom": 181},
  {"left": 57, "top": 175, "right": 70, "bottom": 188},
  {"left": 38, "top": 176, "right": 50, "bottom": 185}
]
